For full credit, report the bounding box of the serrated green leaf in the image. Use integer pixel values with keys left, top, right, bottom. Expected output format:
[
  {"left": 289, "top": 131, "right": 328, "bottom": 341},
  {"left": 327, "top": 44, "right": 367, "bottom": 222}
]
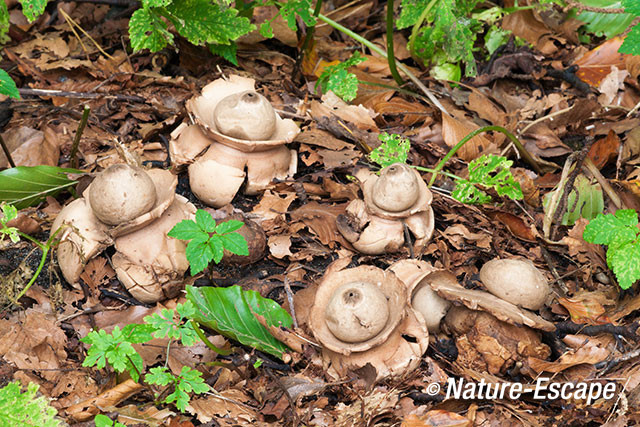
[
  {"left": 186, "top": 285, "right": 292, "bottom": 359},
  {"left": 195, "top": 209, "right": 216, "bottom": 232},
  {"left": 142, "top": 0, "right": 171, "bottom": 7},
  {"left": 0, "top": 69, "right": 19, "bottom": 99},
  {"left": 164, "top": 0, "right": 254, "bottom": 46},
  {"left": 122, "top": 323, "right": 155, "bottom": 343},
  {"left": 279, "top": 0, "right": 314, "bottom": 31},
  {"left": 168, "top": 219, "right": 205, "bottom": 241},
  {"left": 209, "top": 42, "right": 238, "bottom": 65},
  {"left": 0, "top": 382, "right": 62, "bottom": 427},
  {"left": 0, "top": 166, "right": 81, "bottom": 209},
  {"left": 129, "top": 7, "right": 173, "bottom": 52},
  {"left": 583, "top": 209, "right": 639, "bottom": 247},
  {"left": 0, "top": 1, "right": 9, "bottom": 42},
  {"left": 18, "top": 0, "right": 47, "bottom": 23},
  {"left": 451, "top": 180, "right": 491, "bottom": 204},
  {"left": 620, "top": 23, "right": 640, "bottom": 55},
  {"left": 608, "top": 241, "right": 640, "bottom": 289},
  {"left": 220, "top": 232, "right": 249, "bottom": 256},
  {"left": 146, "top": 366, "right": 175, "bottom": 386},
  {"left": 369, "top": 132, "right": 411, "bottom": 168},
  {"left": 208, "top": 234, "right": 224, "bottom": 264},
  {"left": 186, "top": 240, "right": 213, "bottom": 275},
  {"left": 451, "top": 154, "right": 522, "bottom": 204},
  {"left": 215, "top": 219, "right": 243, "bottom": 235},
  {"left": 316, "top": 52, "right": 366, "bottom": 102}
]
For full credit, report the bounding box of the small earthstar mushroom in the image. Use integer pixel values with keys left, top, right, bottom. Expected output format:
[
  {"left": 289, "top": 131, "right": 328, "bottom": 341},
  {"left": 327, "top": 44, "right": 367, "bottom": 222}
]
[
  {"left": 479, "top": 258, "right": 551, "bottom": 311},
  {"left": 171, "top": 75, "right": 300, "bottom": 208},
  {"left": 336, "top": 163, "right": 434, "bottom": 255}
]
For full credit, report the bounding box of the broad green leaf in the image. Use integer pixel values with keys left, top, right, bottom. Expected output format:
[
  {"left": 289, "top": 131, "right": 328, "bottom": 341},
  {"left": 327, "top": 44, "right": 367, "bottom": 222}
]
[
  {"left": 542, "top": 175, "right": 604, "bottom": 226},
  {"left": 168, "top": 219, "right": 205, "bottom": 241},
  {"left": 572, "top": 0, "right": 634, "bottom": 38},
  {"left": 164, "top": 0, "right": 254, "bottom": 46},
  {"left": 0, "top": 382, "right": 62, "bottom": 427},
  {"left": 215, "top": 219, "right": 244, "bottom": 235},
  {"left": 129, "top": 7, "right": 173, "bottom": 52},
  {"left": 369, "top": 132, "right": 410, "bottom": 168},
  {"left": 195, "top": 209, "right": 216, "bottom": 232},
  {"left": 186, "top": 285, "right": 292, "bottom": 359},
  {"left": 0, "top": 166, "right": 81, "bottom": 209},
  {"left": 18, "top": 0, "right": 47, "bottom": 22},
  {"left": 0, "top": 69, "right": 19, "bottom": 99},
  {"left": 209, "top": 42, "right": 238, "bottom": 65},
  {"left": 623, "top": 0, "right": 640, "bottom": 15},
  {"left": 220, "top": 232, "right": 249, "bottom": 256}
]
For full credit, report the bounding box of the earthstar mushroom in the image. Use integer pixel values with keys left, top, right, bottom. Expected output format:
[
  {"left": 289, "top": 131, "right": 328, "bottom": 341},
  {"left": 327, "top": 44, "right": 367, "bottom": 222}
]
[{"left": 336, "top": 163, "right": 434, "bottom": 255}]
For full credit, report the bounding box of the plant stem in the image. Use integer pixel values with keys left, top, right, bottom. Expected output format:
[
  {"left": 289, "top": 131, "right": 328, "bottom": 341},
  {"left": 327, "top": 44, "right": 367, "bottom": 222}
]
[
  {"left": 386, "top": 0, "right": 404, "bottom": 86},
  {"left": 189, "top": 320, "right": 232, "bottom": 356},
  {"left": 300, "top": 0, "right": 324, "bottom": 57},
  {"left": 408, "top": 0, "right": 438, "bottom": 55},
  {"left": 413, "top": 165, "right": 461, "bottom": 181},
  {"left": 70, "top": 105, "right": 90, "bottom": 169},
  {"left": 13, "top": 227, "right": 62, "bottom": 303},
  {"left": 0, "top": 133, "right": 15, "bottom": 168},
  {"left": 316, "top": 12, "right": 448, "bottom": 114},
  {"left": 428, "top": 125, "right": 542, "bottom": 187}
]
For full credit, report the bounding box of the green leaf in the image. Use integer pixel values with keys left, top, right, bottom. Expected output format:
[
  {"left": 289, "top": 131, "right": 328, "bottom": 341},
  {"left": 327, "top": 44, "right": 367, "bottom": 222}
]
[
  {"left": 146, "top": 366, "right": 175, "bottom": 387},
  {"left": 542, "top": 175, "right": 604, "bottom": 226},
  {"left": 144, "top": 303, "right": 199, "bottom": 346},
  {"left": 620, "top": 23, "right": 640, "bottom": 56},
  {"left": 608, "top": 241, "right": 640, "bottom": 289},
  {"left": 215, "top": 219, "right": 243, "bottom": 235},
  {"left": 623, "top": 0, "right": 640, "bottom": 14},
  {"left": 573, "top": 0, "right": 635, "bottom": 38},
  {"left": 94, "top": 414, "right": 126, "bottom": 427},
  {"left": 81, "top": 326, "right": 144, "bottom": 382},
  {"left": 369, "top": 132, "right": 411, "bottom": 168},
  {"left": 0, "top": 166, "right": 81, "bottom": 209},
  {"left": 185, "top": 240, "right": 213, "bottom": 275},
  {"left": 209, "top": 42, "right": 238, "bottom": 65},
  {"left": 142, "top": 0, "right": 171, "bottom": 8},
  {"left": 0, "top": 382, "right": 62, "bottom": 427},
  {"left": 451, "top": 154, "right": 523, "bottom": 204},
  {"left": 583, "top": 209, "right": 639, "bottom": 247},
  {"left": 316, "top": 52, "right": 366, "bottom": 102},
  {"left": 164, "top": 0, "right": 254, "bottom": 46},
  {"left": 121, "top": 323, "right": 155, "bottom": 344},
  {"left": 168, "top": 219, "right": 206, "bottom": 242},
  {"left": 129, "top": 7, "right": 174, "bottom": 52},
  {"left": 1, "top": 203, "right": 17, "bottom": 223},
  {"left": 18, "top": 0, "right": 47, "bottom": 23},
  {"left": 0, "top": 1, "right": 10, "bottom": 43},
  {"left": 279, "top": 0, "right": 315, "bottom": 31},
  {"left": 259, "top": 21, "right": 274, "bottom": 38},
  {"left": 195, "top": 209, "right": 217, "bottom": 232},
  {"left": 186, "top": 285, "right": 293, "bottom": 359},
  {"left": 220, "top": 232, "right": 249, "bottom": 256},
  {"left": 398, "top": 0, "right": 430, "bottom": 29},
  {"left": 208, "top": 234, "right": 224, "bottom": 264},
  {"left": 0, "top": 69, "right": 19, "bottom": 99}
]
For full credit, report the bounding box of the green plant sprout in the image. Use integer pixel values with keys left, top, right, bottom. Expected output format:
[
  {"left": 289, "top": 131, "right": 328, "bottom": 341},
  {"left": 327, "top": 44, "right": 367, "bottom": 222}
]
[
  {"left": 0, "top": 381, "right": 62, "bottom": 426},
  {"left": 94, "top": 414, "right": 126, "bottom": 427},
  {"left": 167, "top": 209, "right": 249, "bottom": 275},
  {"left": 0, "top": 203, "right": 64, "bottom": 304},
  {"left": 146, "top": 366, "right": 209, "bottom": 411},
  {"left": 583, "top": 209, "right": 640, "bottom": 290},
  {"left": 316, "top": 52, "right": 366, "bottom": 102},
  {"left": 370, "top": 131, "right": 524, "bottom": 205}
]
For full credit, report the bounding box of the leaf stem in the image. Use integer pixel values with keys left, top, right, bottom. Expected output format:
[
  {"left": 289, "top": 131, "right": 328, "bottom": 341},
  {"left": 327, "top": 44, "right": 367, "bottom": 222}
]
[
  {"left": 408, "top": 0, "right": 438, "bottom": 55},
  {"left": 427, "top": 125, "right": 542, "bottom": 187},
  {"left": 70, "top": 105, "right": 90, "bottom": 169},
  {"left": 386, "top": 0, "right": 404, "bottom": 86},
  {"left": 189, "top": 320, "right": 232, "bottom": 355},
  {"left": 299, "top": 0, "right": 324, "bottom": 57}
]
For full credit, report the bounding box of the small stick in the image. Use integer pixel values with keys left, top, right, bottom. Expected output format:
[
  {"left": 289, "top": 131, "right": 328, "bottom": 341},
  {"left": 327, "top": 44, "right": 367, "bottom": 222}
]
[
  {"left": 18, "top": 88, "right": 146, "bottom": 102},
  {"left": 0, "top": 133, "right": 15, "bottom": 168},
  {"left": 70, "top": 105, "right": 90, "bottom": 168}
]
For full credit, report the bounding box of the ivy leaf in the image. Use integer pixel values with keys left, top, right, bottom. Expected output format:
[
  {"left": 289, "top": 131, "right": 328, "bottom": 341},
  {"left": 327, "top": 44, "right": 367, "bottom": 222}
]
[
  {"left": 0, "top": 69, "right": 19, "bottom": 99},
  {"left": 164, "top": 0, "right": 254, "bottom": 46},
  {"left": 18, "top": 0, "right": 47, "bottom": 23},
  {"left": 128, "top": 7, "right": 174, "bottom": 52},
  {"left": 369, "top": 132, "right": 410, "bottom": 168}
]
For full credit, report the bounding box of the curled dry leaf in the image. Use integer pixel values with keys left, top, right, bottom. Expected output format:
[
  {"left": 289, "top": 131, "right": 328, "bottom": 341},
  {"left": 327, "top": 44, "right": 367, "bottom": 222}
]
[
  {"left": 528, "top": 334, "right": 613, "bottom": 373},
  {"left": 441, "top": 113, "right": 495, "bottom": 162},
  {"left": 67, "top": 378, "right": 144, "bottom": 421}
]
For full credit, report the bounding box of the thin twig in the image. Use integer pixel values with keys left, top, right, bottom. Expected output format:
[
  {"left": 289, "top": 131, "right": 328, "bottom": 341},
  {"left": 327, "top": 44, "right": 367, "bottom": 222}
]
[
  {"left": 583, "top": 157, "right": 625, "bottom": 209},
  {"left": 0, "top": 133, "right": 15, "bottom": 168},
  {"left": 70, "top": 105, "right": 90, "bottom": 169},
  {"left": 19, "top": 88, "right": 146, "bottom": 103},
  {"left": 564, "top": 1, "right": 624, "bottom": 13},
  {"left": 518, "top": 105, "right": 574, "bottom": 136}
]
